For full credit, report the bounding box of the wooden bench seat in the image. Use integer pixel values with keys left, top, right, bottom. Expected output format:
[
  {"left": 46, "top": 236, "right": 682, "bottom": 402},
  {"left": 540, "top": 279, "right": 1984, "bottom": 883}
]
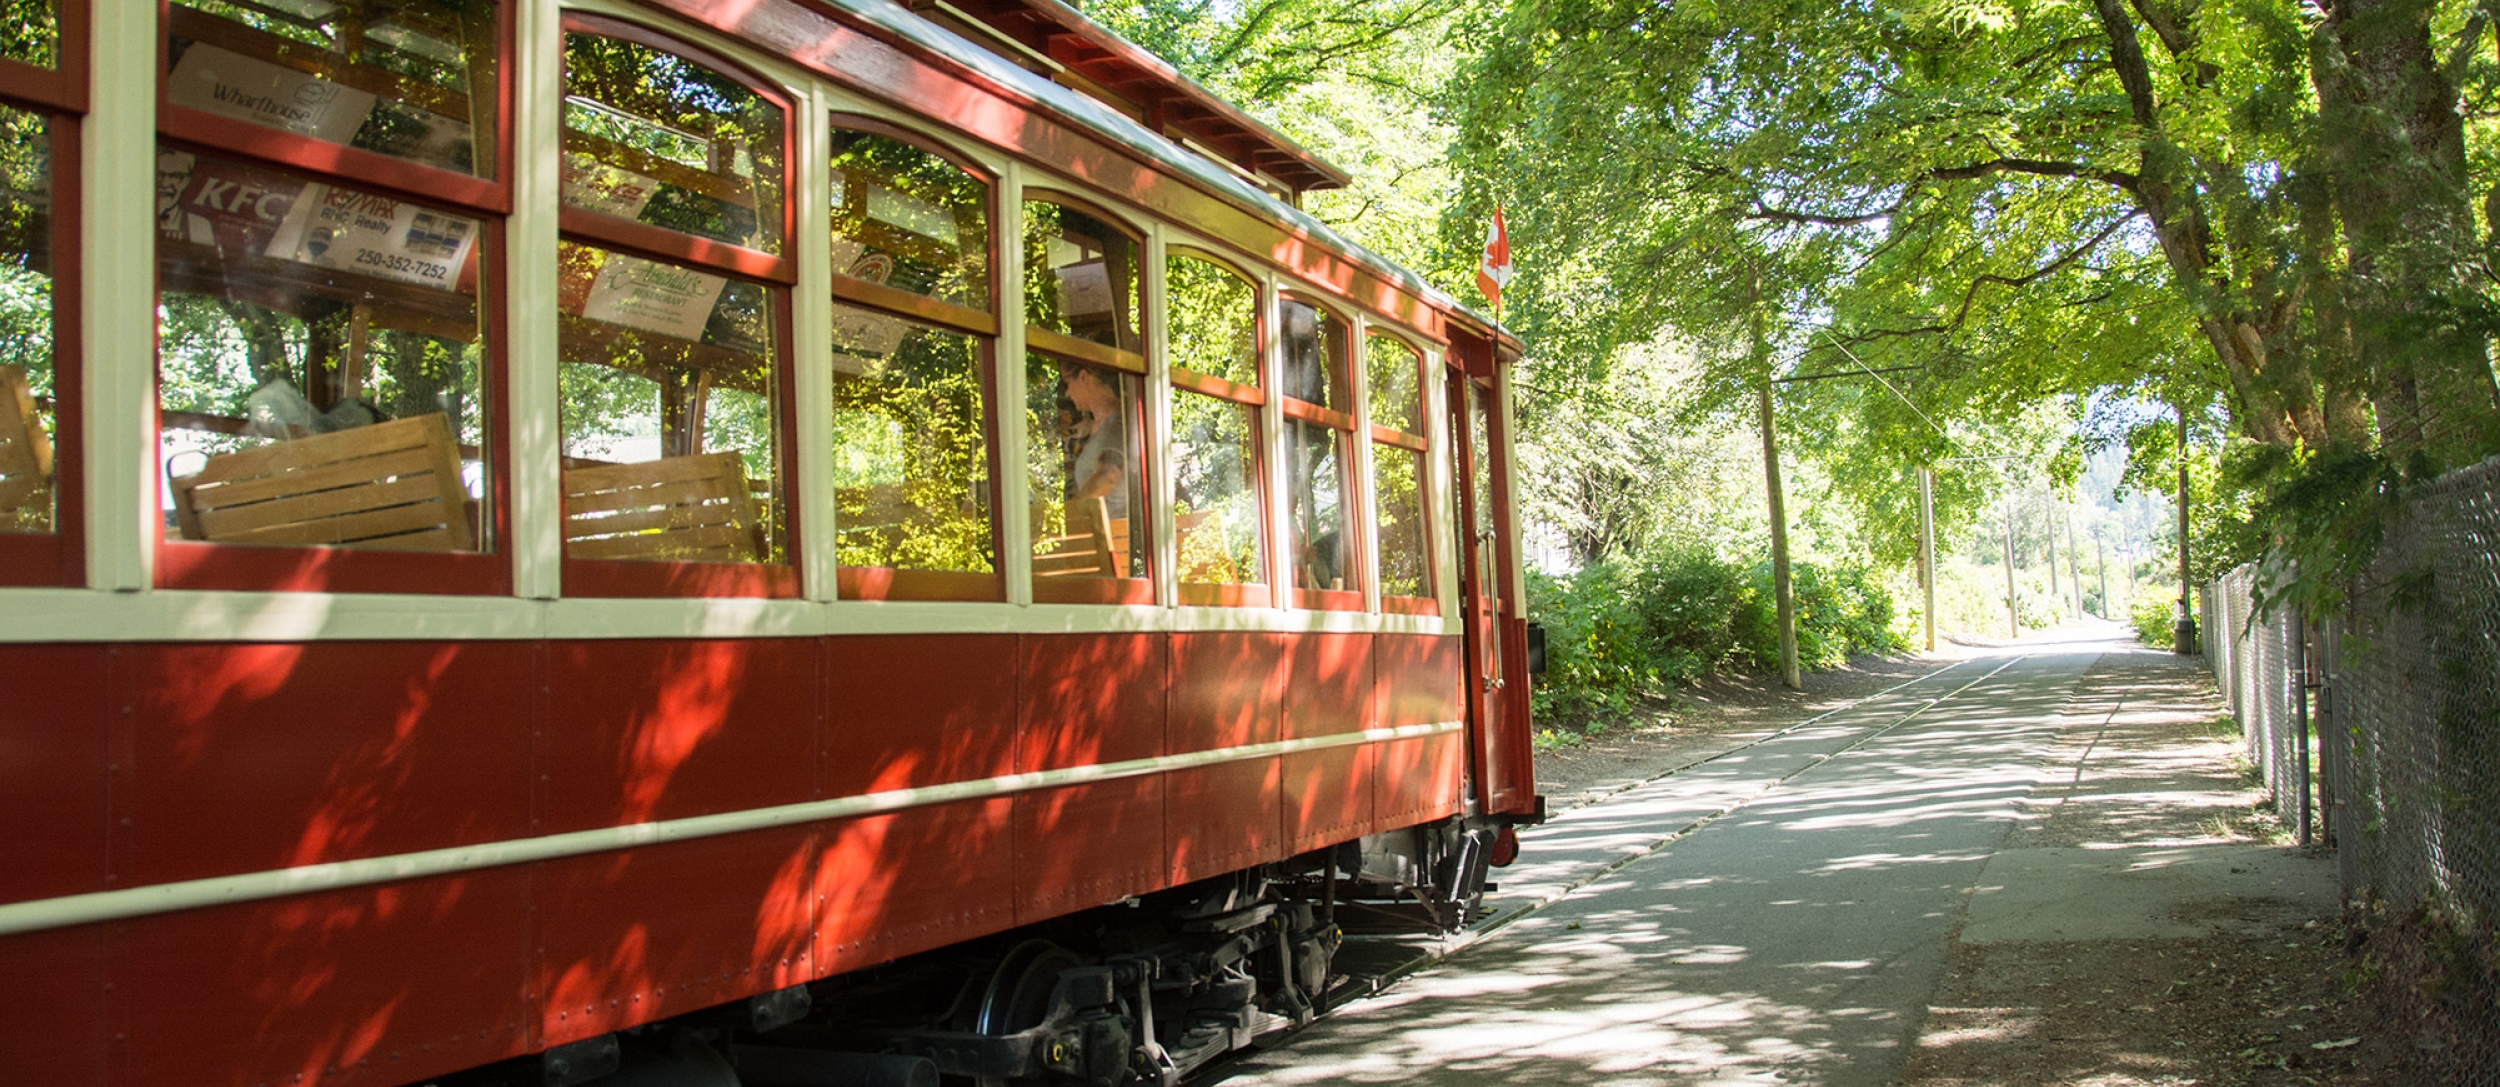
[
  {"left": 1032, "top": 495, "right": 1126, "bottom": 578},
  {"left": 563, "top": 451, "right": 764, "bottom": 563},
  {"left": 171, "top": 412, "right": 474, "bottom": 550}
]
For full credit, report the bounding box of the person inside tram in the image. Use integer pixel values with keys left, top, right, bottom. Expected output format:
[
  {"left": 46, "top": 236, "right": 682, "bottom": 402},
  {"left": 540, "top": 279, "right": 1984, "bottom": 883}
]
[{"left": 1061, "top": 363, "right": 1131, "bottom": 521}]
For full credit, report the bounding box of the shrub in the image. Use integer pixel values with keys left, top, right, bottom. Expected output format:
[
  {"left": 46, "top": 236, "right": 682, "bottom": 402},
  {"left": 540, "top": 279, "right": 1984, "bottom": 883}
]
[
  {"left": 1527, "top": 544, "right": 1904, "bottom": 729},
  {"left": 2129, "top": 590, "right": 2182, "bottom": 646},
  {"left": 1524, "top": 562, "right": 1653, "bottom": 727}
]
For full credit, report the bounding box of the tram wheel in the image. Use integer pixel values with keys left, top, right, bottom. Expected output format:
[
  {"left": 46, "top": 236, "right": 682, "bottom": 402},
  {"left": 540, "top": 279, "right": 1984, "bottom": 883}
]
[{"left": 968, "top": 940, "right": 1087, "bottom": 1086}]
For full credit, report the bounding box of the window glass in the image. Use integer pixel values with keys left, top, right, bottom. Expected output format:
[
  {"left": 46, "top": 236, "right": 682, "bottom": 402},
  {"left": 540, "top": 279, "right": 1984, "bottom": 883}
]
[
  {"left": 1470, "top": 382, "right": 1494, "bottom": 543},
  {"left": 1467, "top": 380, "right": 1501, "bottom": 644},
  {"left": 1165, "top": 254, "right": 1256, "bottom": 385},
  {"left": 556, "top": 240, "right": 782, "bottom": 563},
  {"left": 156, "top": 149, "right": 489, "bottom": 551},
  {"left": 167, "top": 0, "right": 499, "bottom": 178},
  {"left": 1374, "top": 444, "right": 1430, "bottom": 599},
  {"left": 562, "top": 30, "right": 785, "bottom": 253},
  {"left": 830, "top": 301, "right": 994, "bottom": 583},
  {"left": 1279, "top": 296, "right": 1350, "bottom": 412},
  {"left": 1027, "top": 353, "right": 1146, "bottom": 588},
  {"left": 829, "top": 127, "right": 987, "bottom": 310},
  {"left": 1023, "top": 200, "right": 1138, "bottom": 350},
  {"left": 1170, "top": 391, "right": 1262, "bottom": 590},
  {"left": 1366, "top": 334, "right": 1421, "bottom": 435},
  {"left": 1286, "top": 417, "right": 1352, "bottom": 594},
  {"left": 0, "top": 0, "right": 55, "bottom": 68},
  {"left": 0, "top": 106, "right": 50, "bottom": 535}
]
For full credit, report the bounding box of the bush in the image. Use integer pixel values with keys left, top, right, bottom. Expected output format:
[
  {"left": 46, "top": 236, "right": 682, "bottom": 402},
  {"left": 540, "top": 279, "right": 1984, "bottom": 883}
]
[
  {"left": 1524, "top": 562, "right": 1654, "bottom": 726},
  {"left": 1527, "top": 544, "right": 1904, "bottom": 729},
  {"left": 2129, "top": 590, "right": 2182, "bottom": 646}
]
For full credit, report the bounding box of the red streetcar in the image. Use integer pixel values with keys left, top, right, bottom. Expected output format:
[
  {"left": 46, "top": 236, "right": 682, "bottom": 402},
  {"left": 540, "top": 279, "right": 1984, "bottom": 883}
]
[{"left": 0, "top": 0, "right": 1538, "bottom": 1084}]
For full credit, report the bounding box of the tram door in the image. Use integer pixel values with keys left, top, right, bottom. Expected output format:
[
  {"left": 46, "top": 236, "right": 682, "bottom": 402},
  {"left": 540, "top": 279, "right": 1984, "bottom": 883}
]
[{"left": 1451, "top": 373, "right": 1529, "bottom": 811}]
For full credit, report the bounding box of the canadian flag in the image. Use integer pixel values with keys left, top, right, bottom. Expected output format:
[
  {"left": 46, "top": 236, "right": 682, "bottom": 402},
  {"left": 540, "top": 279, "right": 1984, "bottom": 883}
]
[{"left": 1475, "top": 205, "right": 1513, "bottom": 308}]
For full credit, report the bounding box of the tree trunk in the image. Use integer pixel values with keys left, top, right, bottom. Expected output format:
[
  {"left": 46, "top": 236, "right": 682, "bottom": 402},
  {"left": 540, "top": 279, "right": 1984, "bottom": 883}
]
[{"left": 2315, "top": 0, "right": 2500, "bottom": 469}]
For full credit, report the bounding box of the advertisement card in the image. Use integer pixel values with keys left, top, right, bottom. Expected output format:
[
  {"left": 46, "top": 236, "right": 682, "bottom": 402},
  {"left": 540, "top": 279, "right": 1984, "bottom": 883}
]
[
  {"left": 166, "top": 43, "right": 379, "bottom": 146},
  {"left": 580, "top": 253, "right": 730, "bottom": 342}
]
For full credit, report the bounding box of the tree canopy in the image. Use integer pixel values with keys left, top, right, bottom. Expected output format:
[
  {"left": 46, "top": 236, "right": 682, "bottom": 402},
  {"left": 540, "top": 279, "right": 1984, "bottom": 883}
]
[{"left": 1088, "top": 0, "right": 2500, "bottom": 601}]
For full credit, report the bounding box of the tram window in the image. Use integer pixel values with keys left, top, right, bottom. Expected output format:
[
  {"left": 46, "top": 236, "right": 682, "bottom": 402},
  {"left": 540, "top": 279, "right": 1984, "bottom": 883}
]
[
  {"left": 1165, "top": 252, "right": 1267, "bottom": 604},
  {"left": 1165, "top": 254, "right": 1257, "bottom": 386},
  {"left": 0, "top": 0, "right": 54, "bottom": 68},
  {"left": 0, "top": 106, "right": 54, "bottom": 540},
  {"left": 829, "top": 126, "right": 989, "bottom": 311},
  {"left": 830, "top": 301, "right": 999, "bottom": 601},
  {"left": 156, "top": 149, "right": 491, "bottom": 556},
  {"left": 1171, "top": 394, "right": 1264, "bottom": 600},
  {"left": 1366, "top": 334, "right": 1432, "bottom": 606},
  {"left": 1278, "top": 296, "right": 1351, "bottom": 413},
  {"left": 554, "top": 240, "right": 786, "bottom": 570},
  {"left": 166, "top": 0, "right": 499, "bottom": 179},
  {"left": 1365, "top": 333, "right": 1421, "bottom": 436},
  {"left": 1279, "top": 294, "right": 1359, "bottom": 607},
  {"left": 1467, "top": 379, "right": 1503, "bottom": 635},
  {"left": 1373, "top": 444, "right": 1431, "bottom": 602},
  {"left": 562, "top": 27, "right": 786, "bottom": 254},
  {"left": 1285, "top": 417, "right": 1354, "bottom": 597},
  {"left": 1027, "top": 352, "right": 1150, "bottom": 604},
  {"left": 1022, "top": 199, "right": 1139, "bottom": 352}
]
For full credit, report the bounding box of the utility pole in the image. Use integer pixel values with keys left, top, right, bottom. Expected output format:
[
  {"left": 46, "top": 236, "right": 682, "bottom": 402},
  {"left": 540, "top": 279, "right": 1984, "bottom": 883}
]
[
  {"left": 2093, "top": 525, "right": 2109, "bottom": 618},
  {"left": 2174, "top": 404, "right": 2198, "bottom": 654},
  {"left": 1918, "top": 467, "right": 1936, "bottom": 652},
  {"left": 2065, "top": 507, "right": 2083, "bottom": 616},
  {"left": 2044, "top": 495, "right": 2062, "bottom": 620},
  {"left": 1752, "top": 273, "right": 1799, "bottom": 689},
  {"left": 2003, "top": 500, "right": 2019, "bottom": 640}
]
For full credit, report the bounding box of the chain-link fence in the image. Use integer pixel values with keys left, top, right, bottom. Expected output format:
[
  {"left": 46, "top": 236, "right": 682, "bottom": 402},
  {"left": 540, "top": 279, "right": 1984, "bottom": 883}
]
[
  {"left": 2204, "top": 566, "right": 2311, "bottom": 835},
  {"left": 2207, "top": 454, "right": 2500, "bottom": 1084}
]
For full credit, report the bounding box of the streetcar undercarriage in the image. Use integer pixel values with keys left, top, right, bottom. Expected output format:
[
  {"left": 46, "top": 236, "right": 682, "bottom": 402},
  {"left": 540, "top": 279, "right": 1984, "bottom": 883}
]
[{"left": 431, "top": 815, "right": 1516, "bottom": 1087}]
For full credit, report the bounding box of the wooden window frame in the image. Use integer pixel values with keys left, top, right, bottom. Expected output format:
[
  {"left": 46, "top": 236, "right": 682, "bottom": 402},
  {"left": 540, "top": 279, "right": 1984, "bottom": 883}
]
[
  {"left": 828, "top": 300, "right": 1007, "bottom": 603},
  {"left": 1365, "top": 332, "right": 1434, "bottom": 613},
  {"left": 150, "top": 0, "right": 517, "bottom": 595},
  {"left": 552, "top": 16, "right": 802, "bottom": 599},
  {"left": 552, "top": 243, "right": 800, "bottom": 600},
  {"left": 1277, "top": 293, "right": 1362, "bottom": 612},
  {"left": 1, "top": 0, "right": 91, "bottom": 584},
  {"left": 826, "top": 112, "right": 998, "bottom": 323},
  {"left": 1164, "top": 249, "right": 1269, "bottom": 608},
  {"left": 1021, "top": 190, "right": 1145, "bottom": 370},
  {"left": 0, "top": 0, "right": 88, "bottom": 112},
  {"left": 1025, "top": 346, "right": 1154, "bottom": 606},
  {"left": 821, "top": 121, "right": 1002, "bottom": 600},
  {"left": 560, "top": 12, "right": 796, "bottom": 281}
]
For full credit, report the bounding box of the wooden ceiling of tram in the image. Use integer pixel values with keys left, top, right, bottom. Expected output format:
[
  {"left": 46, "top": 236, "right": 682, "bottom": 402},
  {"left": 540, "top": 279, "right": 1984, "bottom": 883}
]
[{"left": 916, "top": 0, "right": 1353, "bottom": 196}]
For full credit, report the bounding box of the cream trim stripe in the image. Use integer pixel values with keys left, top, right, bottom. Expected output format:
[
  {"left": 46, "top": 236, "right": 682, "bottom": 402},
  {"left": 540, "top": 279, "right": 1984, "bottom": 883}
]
[{"left": 0, "top": 721, "right": 1463, "bottom": 938}]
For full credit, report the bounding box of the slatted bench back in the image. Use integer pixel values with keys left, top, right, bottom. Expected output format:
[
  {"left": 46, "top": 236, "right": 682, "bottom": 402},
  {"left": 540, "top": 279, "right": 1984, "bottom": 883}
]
[
  {"left": 563, "top": 451, "right": 763, "bottom": 563},
  {"left": 171, "top": 412, "right": 474, "bottom": 550},
  {"left": 1032, "top": 495, "right": 1125, "bottom": 578}
]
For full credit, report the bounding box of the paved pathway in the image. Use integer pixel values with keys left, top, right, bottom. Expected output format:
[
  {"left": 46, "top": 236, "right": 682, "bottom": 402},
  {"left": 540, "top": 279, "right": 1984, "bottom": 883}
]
[{"left": 1214, "top": 627, "right": 2330, "bottom": 1086}]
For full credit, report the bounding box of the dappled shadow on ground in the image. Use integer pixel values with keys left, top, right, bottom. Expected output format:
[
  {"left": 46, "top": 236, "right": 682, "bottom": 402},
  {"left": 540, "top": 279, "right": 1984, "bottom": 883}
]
[
  {"left": 1217, "top": 653, "right": 2097, "bottom": 1086},
  {"left": 1897, "top": 647, "right": 2401, "bottom": 1087}
]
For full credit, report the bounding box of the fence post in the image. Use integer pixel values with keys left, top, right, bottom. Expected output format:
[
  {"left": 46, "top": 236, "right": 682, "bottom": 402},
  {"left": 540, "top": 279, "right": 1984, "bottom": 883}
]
[{"left": 2293, "top": 603, "right": 2311, "bottom": 846}]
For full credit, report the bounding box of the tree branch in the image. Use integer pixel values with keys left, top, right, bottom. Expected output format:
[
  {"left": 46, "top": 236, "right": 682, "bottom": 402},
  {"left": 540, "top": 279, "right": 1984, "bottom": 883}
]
[
  {"left": 1928, "top": 157, "right": 2143, "bottom": 195},
  {"left": 2092, "top": 0, "right": 2163, "bottom": 128},
  {"left": 1833, "top": 212, "right": 2143, "bottom": 343}
]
